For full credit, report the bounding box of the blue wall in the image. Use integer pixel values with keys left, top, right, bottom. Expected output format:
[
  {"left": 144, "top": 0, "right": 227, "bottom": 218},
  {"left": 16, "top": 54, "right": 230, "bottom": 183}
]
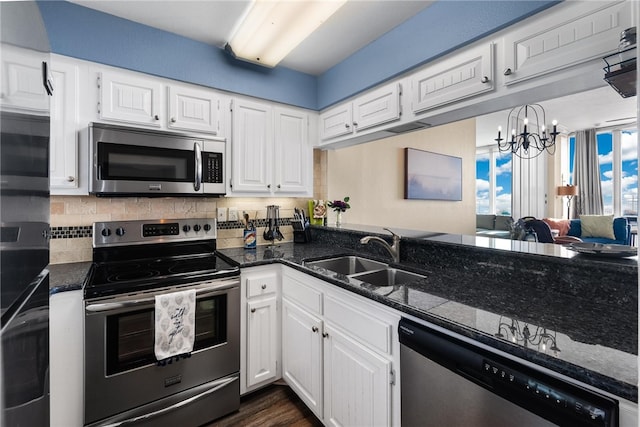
[{"left": 37, "top": 1, "right": 557, "bottom": 111}]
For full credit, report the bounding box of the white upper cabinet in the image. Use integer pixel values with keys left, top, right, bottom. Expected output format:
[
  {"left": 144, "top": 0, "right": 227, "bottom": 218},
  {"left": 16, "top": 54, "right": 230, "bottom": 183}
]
[
  {"left": 274, "top": 106, "right": 311, "bottom": 194},
  {"left": 353, "top": 82, "right": 401, "bottom": 131},
  {"left": 98, "top": 69, "right": 163, "bottom": 127},
  {"left": 502, "top": 1, "right": 631, "bottom": 86},
  {"left": 411, "top": 43, "right": 494, "bottom": 114},
  {"left": 319, "top": 81, "right": 401, "bottom": 142},
  {"left": 0, "top": 45, "right": 49, "bottom": 114},
  {"left": 167, "top": 84, "right": 222, "bottom": 135},
  {"left": 230, "top": 98, "right": 273, "bottom": 194},
  {"left": 230, "top": 98, "right": 312, "bottom": 196},
  {"left": 50, "top": 57, "right": 80, "bottom": 191}
]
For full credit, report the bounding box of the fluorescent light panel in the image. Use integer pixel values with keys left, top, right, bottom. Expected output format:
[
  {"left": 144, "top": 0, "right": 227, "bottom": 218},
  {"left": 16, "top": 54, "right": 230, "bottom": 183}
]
[{"left": 228, "top": 0, "right": 346, "bottom": 68}]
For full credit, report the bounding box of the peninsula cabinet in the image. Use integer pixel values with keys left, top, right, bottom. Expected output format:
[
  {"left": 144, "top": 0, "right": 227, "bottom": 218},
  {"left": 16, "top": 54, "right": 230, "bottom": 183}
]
[
  {"left": 240, "top": 265, "right": 281, "bottom": 395},
  {"left": 97, "top": 68, "right": 226, "bottom": 136},
  {"left": 502, "top": 1, "right": 631, "bottom": 86},
  {"left": 410, "top": 43, "right": 494, "bottom": 114},
  {"left": 281, "top": 267, "right": 400, "bottom": 426},
  {"left": 230, "top": 98, "right": 312, "bottom": 196},
  {"left": 319, "top": 81, "right": 401, "bottom": 142}
]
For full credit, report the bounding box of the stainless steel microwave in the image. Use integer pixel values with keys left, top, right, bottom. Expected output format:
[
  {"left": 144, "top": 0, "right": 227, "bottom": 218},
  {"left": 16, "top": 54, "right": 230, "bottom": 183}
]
[{"left": 88, "top": 123, "right": 226, "bottom": 197}]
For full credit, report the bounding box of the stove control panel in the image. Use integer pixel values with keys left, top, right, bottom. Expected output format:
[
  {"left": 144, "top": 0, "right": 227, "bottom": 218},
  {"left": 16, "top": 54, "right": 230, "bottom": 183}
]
[{"left": 93, "top": 218, "right": 217, "bottom": 247}]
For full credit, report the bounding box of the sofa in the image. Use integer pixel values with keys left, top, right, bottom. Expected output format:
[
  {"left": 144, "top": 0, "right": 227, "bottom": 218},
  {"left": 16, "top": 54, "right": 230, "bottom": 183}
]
[
  {"left": 476, "top": 214, "right": 513, "bottom": 239},
  {"left": 567, "top": 217, "right": 631, "bottom": 245}
]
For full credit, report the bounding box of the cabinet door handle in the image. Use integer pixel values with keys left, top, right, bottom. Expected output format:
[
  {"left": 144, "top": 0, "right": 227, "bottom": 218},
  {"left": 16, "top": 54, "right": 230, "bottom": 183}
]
[
  {"left": 66, "top": 176, "right": 75, "bottom": 182},
  {"left": 267, "top": 184, "right": 271, "bottom": 189},
  {"left": 345, "top": 123, "right": 350, "bottom": 128},
  {"left": 250, "top": 308, "right": 256, "bottom": 313},
  {"left": 352, "top": 122, "right": 358, "bottom": 127},
  {"left": 261, "top": 284, "right": 267, "bottom": 290},
  {"left": 170, "top": 117, "right": 176, "bottom": 123},
  {"left": 312, "top": 326, "right": 319, "bottom": 333},
  {"left": 277, "top": 184, "right": 281, "bottom": 189},
  {"left": 322, "top": 332, "right": 329, "bottom": 338},
  {"left": 481, "top": 76, "right": 489, "bottom": 83},
  {"left": 154, "top": 114, "right": 160, "bottom": 121},
  {"left": 503, "top": 68, "right": 512, "bottom": 76}
]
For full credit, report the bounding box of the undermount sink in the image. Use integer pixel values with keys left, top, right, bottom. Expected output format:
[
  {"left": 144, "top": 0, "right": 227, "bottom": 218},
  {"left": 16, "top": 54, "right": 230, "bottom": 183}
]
[
  {"left": 304, "top": 255, "right": 425, "bottom": 288},
  {"left": 352, "top": 268, "right": 425, "bottom": 287},
  {"left": 304, "top": 256, "right": 388, "bottom": 275}
]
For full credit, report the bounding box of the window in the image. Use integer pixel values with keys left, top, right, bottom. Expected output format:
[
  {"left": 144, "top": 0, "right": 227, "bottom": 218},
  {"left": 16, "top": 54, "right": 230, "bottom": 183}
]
[
  {"left": 476, "top": 148, "right": 512, "bottom": 215},
  {"left": 568, "top": 129, "right": 637, "bottom": 216}
]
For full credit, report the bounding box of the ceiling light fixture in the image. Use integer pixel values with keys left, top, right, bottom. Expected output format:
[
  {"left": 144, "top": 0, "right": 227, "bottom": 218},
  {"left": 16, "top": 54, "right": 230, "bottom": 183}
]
[
  {"left": 225, "top": 0, "right": 346, "bottom": 68},
  {"left": 495, "top": 104, "right": 558, "bottom": 159}
]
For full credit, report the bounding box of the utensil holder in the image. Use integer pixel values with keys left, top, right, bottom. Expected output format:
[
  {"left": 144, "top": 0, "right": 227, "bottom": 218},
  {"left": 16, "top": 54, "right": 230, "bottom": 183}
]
[{"left": 294, "top": 228, "right": 312, "bottom": 243}]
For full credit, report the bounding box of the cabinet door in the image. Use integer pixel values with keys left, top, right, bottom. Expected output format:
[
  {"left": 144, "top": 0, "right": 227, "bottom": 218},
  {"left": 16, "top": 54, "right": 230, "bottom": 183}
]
[
  {"left": 50, "top": 59, "right": 79, "bottom": 190},
  {"left": 246, "top": 297, "right": 278, "bottom": 389},
  {"left": 230, "top": 99, "right": 273, "bottom": 193},
  {"left": 167, "top": 85, "right": 221, "bottom": 135},
  {"left": 353, "top": 82, "right": 401, "bottom": 132},
  {"left": 274, "top": 107, "right": 311, "bottom": 194},
  {"left": 282, "top": 298, "right": 323, "bottom": 418},
  {"left": 0, "top": 45, "right": 49, "bottom": 114},
  {"left": 323, "top": 324, "right": 392, "bottom": 427},
  {"left": 503, "top": 1, "right": 630, "bottom": 86},
  {"left": 98, "top": 70, "right": 163, "bottom": 127},
  {"left": 319, "top": 103, "right": 353, "bottom": 141},
  {"left": 411, "top": 43, "right": 493, "bottom": 114}
]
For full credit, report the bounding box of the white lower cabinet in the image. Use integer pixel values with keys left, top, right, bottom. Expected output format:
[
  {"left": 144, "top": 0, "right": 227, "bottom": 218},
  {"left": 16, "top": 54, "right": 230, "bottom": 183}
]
[
  {"left": 281, "top": 267, "right": 400, "bottom": 426},
  {"left": 240, "top": 266, "right": 281, "bottom": 394},
  {"left": 282, "top": 297, "right": 324, "bottom": 416},
  {"left": 323, "top": 323, "right": 392, "bottom": 427}
]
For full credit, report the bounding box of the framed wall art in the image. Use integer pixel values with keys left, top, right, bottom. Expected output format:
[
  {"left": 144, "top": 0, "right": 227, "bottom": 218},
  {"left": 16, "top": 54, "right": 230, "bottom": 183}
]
[{"left": 404, "top": 148, "right": 462, "bottom": 201}]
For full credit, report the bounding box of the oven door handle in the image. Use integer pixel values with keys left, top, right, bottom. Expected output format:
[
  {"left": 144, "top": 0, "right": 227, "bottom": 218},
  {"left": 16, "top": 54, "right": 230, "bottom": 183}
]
[
  {"left": 85, "top": 282, "right": 237, "bottom": 312},
  {"left": 194, "top": 142, "right": 202, "bottom": 192},
  {"left": 97, "top": 374, "right": 238, "bottom": 427}
]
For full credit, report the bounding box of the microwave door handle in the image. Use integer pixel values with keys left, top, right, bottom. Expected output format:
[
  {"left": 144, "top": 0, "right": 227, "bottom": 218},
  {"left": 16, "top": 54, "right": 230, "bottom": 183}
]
[{"left": 194, "top": 142, "right": 202, "bottom": 192}]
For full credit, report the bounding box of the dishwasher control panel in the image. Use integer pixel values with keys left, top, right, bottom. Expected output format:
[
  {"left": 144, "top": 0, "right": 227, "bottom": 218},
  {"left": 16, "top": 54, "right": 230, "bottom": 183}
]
[{"left": 482, "top": 359, "right": 611, "bottom": 426}]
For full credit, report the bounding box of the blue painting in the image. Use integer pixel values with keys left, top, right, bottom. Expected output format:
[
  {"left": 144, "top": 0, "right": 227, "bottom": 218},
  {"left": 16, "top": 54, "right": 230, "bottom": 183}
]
[{"left": 404, "top": 148, "right": 462, "bottom": 201}]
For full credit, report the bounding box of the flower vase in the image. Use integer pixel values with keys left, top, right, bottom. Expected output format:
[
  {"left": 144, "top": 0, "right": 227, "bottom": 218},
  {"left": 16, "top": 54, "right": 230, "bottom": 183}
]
[{"left": 336, "top": 211, "right": 342, "bottom": 227}]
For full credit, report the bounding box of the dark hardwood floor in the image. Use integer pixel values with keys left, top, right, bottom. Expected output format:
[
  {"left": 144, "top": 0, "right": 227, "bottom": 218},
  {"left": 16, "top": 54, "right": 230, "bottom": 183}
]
[{"left": 204, "top": 384, "right": 323, "bottom": 427}]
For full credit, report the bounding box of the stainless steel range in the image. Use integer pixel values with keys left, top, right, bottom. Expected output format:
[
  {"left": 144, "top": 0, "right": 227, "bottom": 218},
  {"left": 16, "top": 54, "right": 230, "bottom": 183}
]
[{"left": 84, "top": 218, "right": 240, "bottom": 427}]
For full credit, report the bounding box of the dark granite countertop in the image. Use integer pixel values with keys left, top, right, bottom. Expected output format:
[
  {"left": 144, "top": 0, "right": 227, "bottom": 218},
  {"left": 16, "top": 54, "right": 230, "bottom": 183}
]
[
  {"left": 217, "top": 227, "right": 638, "bottom": 403},
  {"left": 49, "top": 261, "right": 92, "bottom": 295}
]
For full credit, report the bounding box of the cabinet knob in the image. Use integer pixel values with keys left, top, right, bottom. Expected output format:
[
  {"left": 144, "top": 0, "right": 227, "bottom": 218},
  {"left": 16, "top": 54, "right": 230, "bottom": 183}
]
[
  {"left": 345, "top": 123, "right": 350, "bottom": 128},
  {"left": 251, "top": 308, "right": 256, "bottom": 313},
  {"left": 154, "top": 114, "right": 160, "bottom": 121},
  {"left": 261, "top": 284, "right": 267, "bottom": 290},
  {"left": 322, "top": 332, "right": 329, "bottom": 338},
  {"left": 352, "top": 122, "right": 358, "bottom": 127},
  {"left": 277, "top": 184, "right": 281, "bottom": 189},
  {"left": 503, "top": 68, "right": 513, "bottom": 76},
  {"left": 267, "top": 184, "right": 271, "bottom": 189},
  {"left": 312, "top": 326, "right": 319, "bottom": 333},
  {"left": 66, "top": 176, "right": 75, "bottom": 182},
  {"left": 170, "top": 117, "right": 176, "bottom": 123},
  {"left": 481, "top": 76, "right": 489, "bottom": 83}
]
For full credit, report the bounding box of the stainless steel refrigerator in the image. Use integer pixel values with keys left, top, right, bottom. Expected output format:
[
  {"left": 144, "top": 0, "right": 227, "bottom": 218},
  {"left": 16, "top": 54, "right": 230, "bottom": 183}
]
[{"left": 0, "top": 2, "right": 52, "bottom": 426}]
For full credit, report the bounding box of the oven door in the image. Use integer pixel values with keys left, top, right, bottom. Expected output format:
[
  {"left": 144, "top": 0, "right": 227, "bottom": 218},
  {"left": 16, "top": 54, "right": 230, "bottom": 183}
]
[{"left": 84, "top": 277, "right": 239, "bottom": 426}]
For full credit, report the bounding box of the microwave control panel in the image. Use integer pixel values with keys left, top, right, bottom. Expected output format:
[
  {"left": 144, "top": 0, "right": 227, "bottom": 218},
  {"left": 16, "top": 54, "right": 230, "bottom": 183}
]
[{"left": 203, "top": 152, "right": 223, "bottom": 184}]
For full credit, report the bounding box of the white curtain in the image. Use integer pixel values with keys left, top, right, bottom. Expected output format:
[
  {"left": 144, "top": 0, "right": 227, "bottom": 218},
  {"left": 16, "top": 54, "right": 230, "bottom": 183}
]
[{"left": 573, "top": 129, "right": 603, "bottom": 216}]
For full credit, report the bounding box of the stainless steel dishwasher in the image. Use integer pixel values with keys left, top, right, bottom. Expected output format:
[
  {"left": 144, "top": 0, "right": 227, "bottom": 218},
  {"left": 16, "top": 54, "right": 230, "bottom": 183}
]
[{"left": 399, "top": 318, "right": 619, "bottom": 427}]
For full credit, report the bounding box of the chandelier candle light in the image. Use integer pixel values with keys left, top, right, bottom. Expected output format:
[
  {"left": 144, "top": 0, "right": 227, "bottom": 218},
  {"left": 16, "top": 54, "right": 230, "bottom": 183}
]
[{"left": 496, "top": 104, "right": 559, "bottom": 159}]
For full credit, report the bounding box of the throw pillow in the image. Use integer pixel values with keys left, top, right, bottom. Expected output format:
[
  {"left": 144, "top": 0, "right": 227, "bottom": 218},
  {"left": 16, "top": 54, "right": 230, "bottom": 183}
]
[
  {"left": 476, "top": 215, "right": 495, "bottom": 230},
  {"left": 579, "top": 215, "right": 615, "bottom": 239},
  {"left": 542, "top": 218, "right": 570, "bottom": 236}
]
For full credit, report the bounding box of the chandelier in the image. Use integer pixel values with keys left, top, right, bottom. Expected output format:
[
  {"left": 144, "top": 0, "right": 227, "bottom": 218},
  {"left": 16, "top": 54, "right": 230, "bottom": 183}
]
[
  {"left": 495, "top": 104, "right": 559, "bottom": 159},
  {"left": 495, "top": 316, "right": 560, "bottom": 355}
]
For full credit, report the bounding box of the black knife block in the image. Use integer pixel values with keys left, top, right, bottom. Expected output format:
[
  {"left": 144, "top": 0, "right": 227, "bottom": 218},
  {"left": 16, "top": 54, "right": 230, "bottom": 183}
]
[{"left": 294, "top": 228, "right": 312, "bottom": 243}]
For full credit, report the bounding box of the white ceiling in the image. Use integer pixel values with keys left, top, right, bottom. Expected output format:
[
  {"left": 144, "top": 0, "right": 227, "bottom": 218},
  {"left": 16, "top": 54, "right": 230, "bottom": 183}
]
[
  {"left": 69, "top": 0, "right": 434, "bottom": 76},
  {"left": 476, "top": 86, "right": 637, "bottom": 147}
]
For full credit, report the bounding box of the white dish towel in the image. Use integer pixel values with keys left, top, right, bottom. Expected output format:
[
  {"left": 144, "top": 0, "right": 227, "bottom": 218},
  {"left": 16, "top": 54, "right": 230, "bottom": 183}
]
[{"left": 154, "top": 289, "right": 196, "bottom": 361}]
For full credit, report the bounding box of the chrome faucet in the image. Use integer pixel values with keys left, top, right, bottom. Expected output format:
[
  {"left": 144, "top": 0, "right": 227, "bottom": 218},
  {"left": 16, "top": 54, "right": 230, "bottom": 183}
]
[{"left": 360, "top": 228, "right": 401, "bottom": 263}]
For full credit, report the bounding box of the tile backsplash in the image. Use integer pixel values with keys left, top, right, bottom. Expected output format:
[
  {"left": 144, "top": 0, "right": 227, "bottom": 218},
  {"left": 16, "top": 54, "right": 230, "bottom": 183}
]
[{"left": 50, "top": 196, "right": 312, "bottom": 264}]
